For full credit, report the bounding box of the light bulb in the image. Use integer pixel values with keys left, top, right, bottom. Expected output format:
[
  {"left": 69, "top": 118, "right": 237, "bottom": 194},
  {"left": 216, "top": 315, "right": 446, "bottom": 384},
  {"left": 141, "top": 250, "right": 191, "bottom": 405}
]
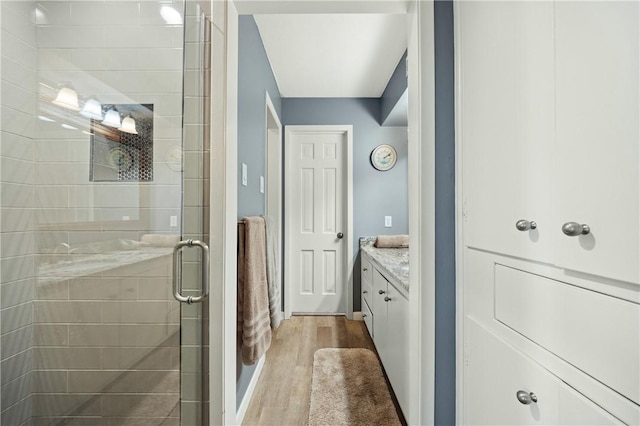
[
  {"left": 118, "top": 115, "right": 138, "bottom": 135},
  {"left": 80, "top": 98, "right": 104, "bottom": 120},
  {"left": 52, "top": 87, "right": 80, "bottom": 111},
  {"left": 101, "top": 108, "right": 122, "bottom": 128}
]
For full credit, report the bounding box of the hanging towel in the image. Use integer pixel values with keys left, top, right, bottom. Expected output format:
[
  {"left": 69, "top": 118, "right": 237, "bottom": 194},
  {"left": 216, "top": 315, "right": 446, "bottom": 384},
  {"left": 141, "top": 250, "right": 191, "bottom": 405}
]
[
  {"left": 264, "top": 216, "right": 283, "bottom": 330},
  {"left": 237, "top": 217, "right": 272, "bottom": 365},
  {"left": 374, "top": 234, "right": 409, "bottom": 248}
]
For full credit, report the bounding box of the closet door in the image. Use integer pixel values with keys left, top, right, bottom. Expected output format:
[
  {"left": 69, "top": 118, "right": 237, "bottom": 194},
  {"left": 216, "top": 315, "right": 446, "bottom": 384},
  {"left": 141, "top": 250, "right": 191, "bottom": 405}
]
[
  {"left": 554, "top": 2, "right": 640, "bottom": 285},
  {"left": 460, "top": 1, "right": 555, "bottom": 264}
]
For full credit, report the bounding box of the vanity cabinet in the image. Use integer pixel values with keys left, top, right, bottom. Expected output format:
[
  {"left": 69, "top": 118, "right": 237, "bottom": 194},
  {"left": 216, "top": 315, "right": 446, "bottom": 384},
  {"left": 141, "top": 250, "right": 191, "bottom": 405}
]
[
  {"left": 361, "top": 251, "right": 409, "bottom": 417},
  {"left": 458, "top": 0, "right": 639, "bottom": 423}
]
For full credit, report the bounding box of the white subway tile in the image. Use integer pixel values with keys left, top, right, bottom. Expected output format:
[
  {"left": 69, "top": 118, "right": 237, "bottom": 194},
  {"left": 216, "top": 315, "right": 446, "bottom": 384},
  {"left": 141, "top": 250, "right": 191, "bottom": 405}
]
[
  {"left": 1, "top": 208, "right": 35, "bottom": 234},
  {"left": 37, "top": 26, "right": 104, "bottom": 49},
  {"left": 32, "top": 370, "right": 68, "bottom": 393},
  {"left": 1, "top": 326, "right": 32, "bottom": 360},
  {"left": 1, "top": 182, "right": 34, "bottom": 208},
  {"left": 35, "top": 185, "right": 69, "bottom": 208},
  {"left": 3, "top": 1, "right": 36, "bottom": 24},
  {"left": 1, "top": 303, "right": 32, "bottom": 335},
  {"left": 1, "top": 106, "right": 35, "bottom": 139},
  {"left": 35, "top": 2, "right": 70, "bottom": 26},
  {"left": 1, "top": 30, "right": 36, "bottom": 69},
  {"left": 34, "top": 139, "right": 69, "bottom": 162},
  {"left": 137, "top": 48, "right": 183, "bottom": 71},
  {"left": 33, "top": 324, "right": 69, "bottom": 346},
  {"left": 1, "top": 81, "right": 36, "bottom": 115},
  {"left": 1, "top": 4, "right": 36, "bottom": 47},
  {"left": 37, "top": 48, "right": 73, "bottom": 71},
  {"left": 70, "top": 2, "right": 139, "bottom": 27},
  {"left": 1, "top": 348, "right": 32, "bottom": 384},
  {"left": 1, "top": 255, "right": 34, "bottom": 284},
  {"left": 1, "top": 232, "right": 34, "bottom": 258},
  {"left": 1, "top": 279, "right": 34, "bottom": 309},
  {"left": 1, "top": 156, "right": 35, "bottom": 186},
  {"left": 0, "top": 56, "right": 35, "bottom": 92}
]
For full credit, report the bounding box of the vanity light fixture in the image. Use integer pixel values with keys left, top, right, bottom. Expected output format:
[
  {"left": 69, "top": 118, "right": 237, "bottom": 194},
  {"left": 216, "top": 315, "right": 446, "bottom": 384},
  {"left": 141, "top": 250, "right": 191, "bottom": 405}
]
[
  {"left": 80, "top": 98, "right": 104, "bottom": 120},
  {"left": 52, "top": 86, "right": 80, "bottom": 111},
  {"left": 101, "top": 108, "right": 122, "bottom": 128},
  {"left": 118, "top": 114, "right": 138, "bottom": 135}
]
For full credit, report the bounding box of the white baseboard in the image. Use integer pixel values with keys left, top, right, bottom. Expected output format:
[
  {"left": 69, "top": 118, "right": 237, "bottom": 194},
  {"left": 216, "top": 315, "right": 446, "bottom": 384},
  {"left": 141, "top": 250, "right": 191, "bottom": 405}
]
[
  {"left": 236, "top": 354, "right": 266, "bottom": 425},
  {"left": 353, "top": 311, "right": 363, "bottom": 321}
]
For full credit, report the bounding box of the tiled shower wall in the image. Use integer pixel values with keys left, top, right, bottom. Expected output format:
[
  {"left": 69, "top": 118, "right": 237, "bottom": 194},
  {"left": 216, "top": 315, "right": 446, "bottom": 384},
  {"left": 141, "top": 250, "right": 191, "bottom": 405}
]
[
  {"left": 32, "top": 1, "right": 186, "bottom": 424},
  {"left": 0, "top": 1, "right": 37, "bottom": 425}
]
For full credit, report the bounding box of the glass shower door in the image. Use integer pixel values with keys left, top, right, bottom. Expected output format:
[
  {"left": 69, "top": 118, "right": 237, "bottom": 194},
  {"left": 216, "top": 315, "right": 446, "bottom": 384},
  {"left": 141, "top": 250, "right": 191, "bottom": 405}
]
[{"left": 0, "top": 1, "right": 210, "bottom": 424}]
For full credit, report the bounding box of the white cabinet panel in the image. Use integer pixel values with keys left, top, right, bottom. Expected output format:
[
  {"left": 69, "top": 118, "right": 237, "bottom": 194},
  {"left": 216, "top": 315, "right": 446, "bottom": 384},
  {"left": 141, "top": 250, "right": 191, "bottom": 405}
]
[
  {"left": 495, "top": 265, "right": 640, "bottom": 405},
  {"left": 372, "top": 268, "right": 389, "bottom": 363},
  {"left": 362, "top": 294, "right": 373, "bottom": 338},
  {"left": 386, "top": 282, "right": 410, "bottom": 417},
  {"left": 554, "top": 1, "right": 639, "bottom": 285},
  {"left": 460, "top": 1, "right": 555, "bottom": 264},
  {"left": 465, "top": 317, "right": 622, "bottom": 426}
]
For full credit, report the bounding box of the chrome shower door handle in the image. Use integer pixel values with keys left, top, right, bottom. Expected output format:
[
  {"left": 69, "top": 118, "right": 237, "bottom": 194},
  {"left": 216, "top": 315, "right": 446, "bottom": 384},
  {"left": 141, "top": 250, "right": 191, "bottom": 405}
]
[
  {"left": 516, "top": 219, "right": 537, "bottom": 231},
  {"left": 172, "top": 239, "right": 210, "bottom": 304}
]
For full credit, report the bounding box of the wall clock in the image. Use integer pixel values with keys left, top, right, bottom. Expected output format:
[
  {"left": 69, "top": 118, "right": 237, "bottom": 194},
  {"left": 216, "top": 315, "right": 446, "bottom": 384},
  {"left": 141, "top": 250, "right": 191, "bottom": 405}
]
[{"left": 370, "top": 144, "right": 397, "bottom": 171}]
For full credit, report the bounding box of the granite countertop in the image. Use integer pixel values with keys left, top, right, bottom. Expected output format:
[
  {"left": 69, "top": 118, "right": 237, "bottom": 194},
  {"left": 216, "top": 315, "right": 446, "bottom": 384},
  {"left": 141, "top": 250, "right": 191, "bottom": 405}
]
[
  {"left": 37, "top": 246, "right": 173, "bottom": 285},
  {"left": 360, "top": 237, "right": 409, "bottom": 294}
]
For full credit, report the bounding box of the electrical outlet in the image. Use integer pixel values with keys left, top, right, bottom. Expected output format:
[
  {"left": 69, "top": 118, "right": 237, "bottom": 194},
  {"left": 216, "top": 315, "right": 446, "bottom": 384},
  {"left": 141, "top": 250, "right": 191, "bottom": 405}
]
[
  {"left": 170, "top": 215, "right": 178, "bottom": 227},
  {"left": 241, "top": 163, "right": 248, "bottom": 186},
  {"left": 385, "top": 216, "right": 392, "bottom": 227}
]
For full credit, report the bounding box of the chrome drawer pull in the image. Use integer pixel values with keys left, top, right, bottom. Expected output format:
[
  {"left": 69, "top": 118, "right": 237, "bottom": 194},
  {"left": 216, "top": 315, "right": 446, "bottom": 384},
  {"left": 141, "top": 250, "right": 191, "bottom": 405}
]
[
  {"left": 384, "top": 296, "right": 391, "bottom": 302},
  {"left": 362, "top": 313, "right": 367, "bottom": 318},
  {"left": 363, "top": 267, "right": 368, "bottom": 271},
  {"left": 363, "top": 290, "right": 368, "bottom": 294},
  {"left": 562, "top": 222, "right": 590, "bottom": 236},
  {"left": 515, "top": 220, "right": 537, "bottom": 231},
  {"left": 516, "top": 390, "right": 537, "bottom": 405},
  {"left": 378, "top": 290, "right": 385, "bottom": 295}
]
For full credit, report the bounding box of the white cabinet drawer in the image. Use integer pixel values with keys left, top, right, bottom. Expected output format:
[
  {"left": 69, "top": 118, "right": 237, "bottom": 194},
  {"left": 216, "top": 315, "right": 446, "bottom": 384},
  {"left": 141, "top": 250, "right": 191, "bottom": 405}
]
[
  {"left": 495, "top": 264, "right": 640, "bottom": 406},
  {"left": 362, "top": 295, "right": 373, "bottom": 338},
  {"left": 465, "top": 317, "right": 622, "bottom": 425},
  {"left": 361, "top": 256, "right": 373, "bottom": 284},
  {"left": 361, "top": 274, "right": 373, "bottom": 311}
]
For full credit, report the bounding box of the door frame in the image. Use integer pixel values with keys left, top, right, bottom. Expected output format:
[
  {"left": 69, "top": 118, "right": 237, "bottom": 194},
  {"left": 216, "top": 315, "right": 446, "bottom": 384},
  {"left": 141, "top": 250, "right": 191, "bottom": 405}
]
[
  {"left": 283, "top": 125, "right": 354, "bottom": 319},
  {"left": 224, "top": 2, "right": 435, "bottom": 425},
  {"left": 265, "top": 90, "right": 283, "bottom": 287}
]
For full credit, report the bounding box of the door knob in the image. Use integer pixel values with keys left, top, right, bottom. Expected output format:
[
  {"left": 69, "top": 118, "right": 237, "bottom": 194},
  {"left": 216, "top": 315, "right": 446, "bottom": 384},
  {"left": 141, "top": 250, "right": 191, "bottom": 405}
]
[
  {"left": 378, "top": 290, "right": 385, "bottom": 295},
  {"left": 562, "top": 222, "right": 590, "bottom": 236},
  {"left": 516, "top": 390, "right": 538, "bottom": 405},
  {"left": 337, "top": 232, "right": 344, "bottom": 239},
  {"left": 516, "top": 220, "right": 537, "bottom": 231}
]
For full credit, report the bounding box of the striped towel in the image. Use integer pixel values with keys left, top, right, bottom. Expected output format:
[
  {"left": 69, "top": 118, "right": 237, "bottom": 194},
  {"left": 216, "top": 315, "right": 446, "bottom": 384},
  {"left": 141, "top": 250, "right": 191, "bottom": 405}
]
[{"left": 237, "top": 217, "right": 272, "bottom": 365}]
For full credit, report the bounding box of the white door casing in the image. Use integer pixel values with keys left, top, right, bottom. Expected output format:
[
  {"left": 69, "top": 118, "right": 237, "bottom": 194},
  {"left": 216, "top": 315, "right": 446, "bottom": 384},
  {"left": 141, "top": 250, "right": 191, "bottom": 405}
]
[{"left": 285, "top": 125, "right": 353, "bottom": 315}]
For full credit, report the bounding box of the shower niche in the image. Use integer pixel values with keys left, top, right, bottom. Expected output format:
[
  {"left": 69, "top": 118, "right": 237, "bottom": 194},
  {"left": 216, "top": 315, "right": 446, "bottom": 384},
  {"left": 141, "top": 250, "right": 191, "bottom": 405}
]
[{"left": 90, "top": 103, "right": 154, "bottom": 182}]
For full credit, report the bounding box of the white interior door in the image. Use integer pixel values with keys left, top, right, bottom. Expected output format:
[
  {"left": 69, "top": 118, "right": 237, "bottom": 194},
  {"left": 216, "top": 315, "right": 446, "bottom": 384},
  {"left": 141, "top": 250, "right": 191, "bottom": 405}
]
[{"left": 285, "top": 125, "right": 352, "bottom": 314}]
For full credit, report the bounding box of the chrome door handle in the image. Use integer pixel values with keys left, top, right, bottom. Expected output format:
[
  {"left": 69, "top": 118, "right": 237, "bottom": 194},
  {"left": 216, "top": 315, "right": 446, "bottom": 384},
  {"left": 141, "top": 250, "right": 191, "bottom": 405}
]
[
  {"left": 172, "top": 239, "right": 210, "bottom": 304},
  {"left": 337, "top": 232, "right": 344, "bottom": 239},
  {"left": 516, "top": 390, "right": 538, "bottom": 405},
  {"left": 378, "top": 289, "right": 385, "bottom": 295},
  {"left": 562, "top": 222, "right": 590, "bottom": 236},
  {"left": 516, "top": 219, "right": 537, "bottom": 231}
]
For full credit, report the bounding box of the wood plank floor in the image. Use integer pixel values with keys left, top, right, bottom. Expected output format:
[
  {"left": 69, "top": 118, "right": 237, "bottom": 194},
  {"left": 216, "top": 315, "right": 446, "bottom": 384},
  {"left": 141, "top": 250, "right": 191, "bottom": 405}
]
[{"left": 241, "top": 316, "right": 389, "bottom": 426}]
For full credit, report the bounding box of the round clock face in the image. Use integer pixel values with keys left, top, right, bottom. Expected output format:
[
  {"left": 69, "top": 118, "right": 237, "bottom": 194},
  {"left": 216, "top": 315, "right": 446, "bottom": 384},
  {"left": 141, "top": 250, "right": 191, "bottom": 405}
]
[
  {"left": 370, "top": 144, "right": 397, "bottom": 171},
  {"left": 166, "top": 146, "right": 183, "bottom": 171},
  {"left": 108, "top": 147, "right": 133, "bottom": 170}
]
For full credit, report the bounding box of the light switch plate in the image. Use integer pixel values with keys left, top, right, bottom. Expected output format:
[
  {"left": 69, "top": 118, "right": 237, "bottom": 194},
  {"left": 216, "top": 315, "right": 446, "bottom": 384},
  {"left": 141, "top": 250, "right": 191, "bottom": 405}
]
[
  {"left": 170, "top": 215, "right": 178, "bottom": 227},
  {"left": 241, "top": 163, "right": 247, "bottom": 186},
  {"left": 385, "top": 216, "right": 392, "bottom": 227},
  {"left": 260, "top": 176, "right": 265, "bottom": 193}
]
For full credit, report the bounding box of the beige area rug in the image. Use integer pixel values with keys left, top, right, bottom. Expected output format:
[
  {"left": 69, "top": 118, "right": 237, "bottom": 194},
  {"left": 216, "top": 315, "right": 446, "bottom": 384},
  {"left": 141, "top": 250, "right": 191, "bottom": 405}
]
[{"left": 308, "top": 348, "right": 402, "bottom": 426}]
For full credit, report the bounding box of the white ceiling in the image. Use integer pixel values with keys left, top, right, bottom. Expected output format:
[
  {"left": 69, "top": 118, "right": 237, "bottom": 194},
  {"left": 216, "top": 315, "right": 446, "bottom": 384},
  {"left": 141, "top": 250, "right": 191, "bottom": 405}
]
[{"left": 254, "top": 14, "right": 408, "bottom": 98}]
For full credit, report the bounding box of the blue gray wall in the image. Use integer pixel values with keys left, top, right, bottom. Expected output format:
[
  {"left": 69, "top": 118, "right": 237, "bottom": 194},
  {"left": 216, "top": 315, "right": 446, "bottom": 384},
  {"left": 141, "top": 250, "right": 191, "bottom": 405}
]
[
  {"left": 380, "top": 51, "right": 408, "bottom": 125},
  {"left": 282, "top": 98, "right": 408, "bottom": 311},
  {"left": 238, "top": 15, "right": 282, "bottom": 218},
  {"left": 434, "top": 1, "right": 456, "bottom": 424},
  {"left": 236, "top": 15, "right": 282, "bottom": 408}
]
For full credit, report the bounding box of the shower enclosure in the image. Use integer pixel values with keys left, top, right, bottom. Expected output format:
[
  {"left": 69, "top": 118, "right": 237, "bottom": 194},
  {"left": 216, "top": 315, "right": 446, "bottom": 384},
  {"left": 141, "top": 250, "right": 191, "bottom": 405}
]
[{"left": 0, "top": 1, "right": 212, "bottom": 424}]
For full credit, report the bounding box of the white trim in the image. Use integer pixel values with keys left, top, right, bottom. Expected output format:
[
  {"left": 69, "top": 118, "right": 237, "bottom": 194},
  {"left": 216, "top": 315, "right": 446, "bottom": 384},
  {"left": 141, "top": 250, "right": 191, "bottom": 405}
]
[
  {"left": 453, "top": 1, "right": 465, "bottom": 424},
  {"left": 235, "top": 355, "right": 266, "bottom": 425},
  {"left": 284, "top": 125, "right": 354, "bottom": 320},
  {"left": 407, "top": 1, "right": 435, "bottom": 425},
  {"left": 352, "top": 311, "right": 364, "bottom": 321},
  {"left": 219, "top": 2, "right": 239, "bottom": 425}
]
